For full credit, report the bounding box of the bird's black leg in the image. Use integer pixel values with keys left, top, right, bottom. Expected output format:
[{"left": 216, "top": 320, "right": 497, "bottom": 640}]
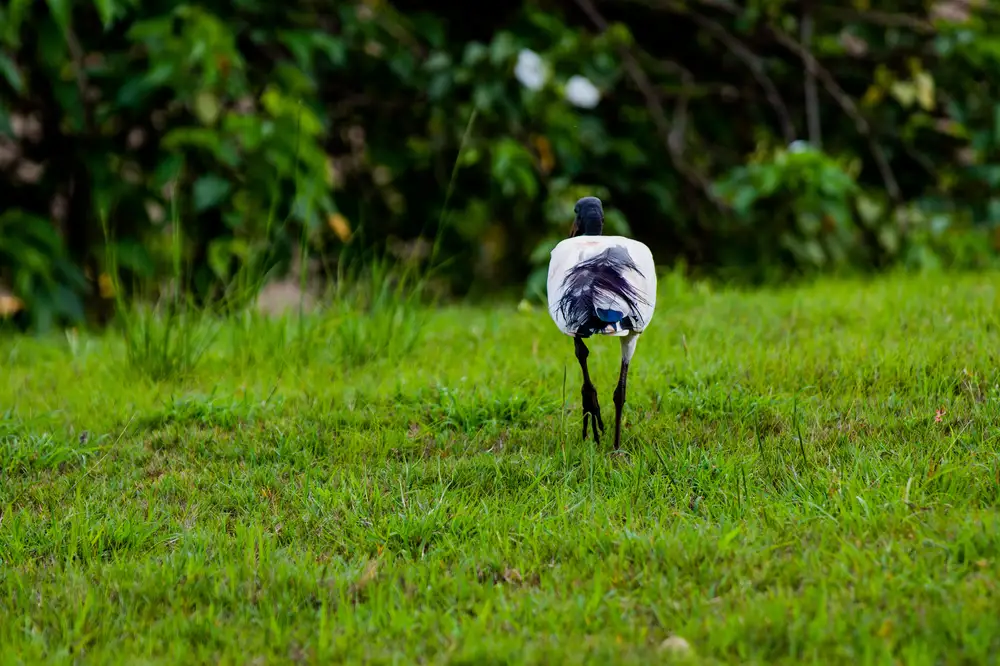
[
  {"left": 612, "top": 359, "right": 630, "bottom": 450},
  {"left": 613, "top": 333, "right": 640, "bottom": 450},
  {"left": 574, "top": 336, "right": 604, "bottom": 443}
]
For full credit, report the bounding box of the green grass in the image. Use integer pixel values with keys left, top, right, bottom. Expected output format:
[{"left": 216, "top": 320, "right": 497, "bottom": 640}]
[{"left": 2, "top": 270, "right": 1000, "bottom": 664}]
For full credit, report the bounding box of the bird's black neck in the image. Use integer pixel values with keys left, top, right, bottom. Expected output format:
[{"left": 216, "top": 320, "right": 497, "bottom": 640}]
[{"left": 575, "top": 219, "right": 603, "bottom": 236}]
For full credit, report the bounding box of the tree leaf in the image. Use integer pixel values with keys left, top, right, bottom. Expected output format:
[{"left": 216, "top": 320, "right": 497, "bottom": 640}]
[
  {"left": 0, "top": 51, "right": 23, "bottom": 93},
  {"left": 93, "top": 0, "right": 116, "bottom": 29},
  {"left": 193, "top": 91, "right": 220, "bottom": 125},
  {"left": 2, "top": 0, "right": 33, "bottom": 48},
  {"left": 193, "top": 174, "right": 231, "bottom": 212},
  {"left": 889, "top": 81, "right": 916, "bottom": 108},
  {"left": 914, "top": 71, "right": 935, "bottom": 111},
  {"left": 44, "top": 0, "right": 72, "bottom": 37},
  {"left": 312, "top": 33, "right": 346, "bottom": 67}
]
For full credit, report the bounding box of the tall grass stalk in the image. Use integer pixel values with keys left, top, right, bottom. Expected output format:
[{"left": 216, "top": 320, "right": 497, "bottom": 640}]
[{"left": 100, "top": 178, "right": 219, "bottom": 382}]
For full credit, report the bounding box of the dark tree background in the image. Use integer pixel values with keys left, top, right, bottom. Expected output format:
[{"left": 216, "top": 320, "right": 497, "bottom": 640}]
[{"left": 2, "top": 0, "right": 999, "bottom": 330}]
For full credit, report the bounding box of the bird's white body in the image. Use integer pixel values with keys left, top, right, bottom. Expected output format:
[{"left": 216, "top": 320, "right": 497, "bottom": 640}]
[{"left": 546, "top": 235, "right": 657, "bottom": 338}]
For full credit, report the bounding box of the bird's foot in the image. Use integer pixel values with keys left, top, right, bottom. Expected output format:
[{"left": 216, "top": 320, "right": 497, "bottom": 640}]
[{"left": 581, "top": 383, "right": 605, "bottom": 444}]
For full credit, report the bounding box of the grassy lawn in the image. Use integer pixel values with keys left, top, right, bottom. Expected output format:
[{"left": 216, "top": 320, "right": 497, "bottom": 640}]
[{"left": 2, "top": 271, "right": 1000, "bottom": 664}]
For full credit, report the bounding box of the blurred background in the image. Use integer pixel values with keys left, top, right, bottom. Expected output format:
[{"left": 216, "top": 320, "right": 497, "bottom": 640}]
[{"left": 1, "top": 0, "right": 998, "bottom": 331}]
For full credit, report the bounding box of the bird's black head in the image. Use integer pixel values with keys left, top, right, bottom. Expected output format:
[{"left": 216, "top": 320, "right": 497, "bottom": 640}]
[{"left": 570, "top": 196, "right": 604, "bottom": 237}]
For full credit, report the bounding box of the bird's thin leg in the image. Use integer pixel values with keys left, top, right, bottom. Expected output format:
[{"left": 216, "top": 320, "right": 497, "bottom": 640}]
[
  {"left": 574, "top": 336, "right": 604, "bottom": 443},
  {"left": 613, "top": 333, "right": 640, "bottom": 450}
]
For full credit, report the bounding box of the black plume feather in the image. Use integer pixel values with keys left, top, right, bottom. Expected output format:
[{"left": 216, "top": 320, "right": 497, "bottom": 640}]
[{"left": 556, "top": 245, "right": 650, "bottom": 337}]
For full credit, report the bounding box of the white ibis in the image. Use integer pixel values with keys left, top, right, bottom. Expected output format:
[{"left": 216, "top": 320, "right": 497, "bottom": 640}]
[{"left": 546, "top": 196, "right": 657, "bottom": 449}]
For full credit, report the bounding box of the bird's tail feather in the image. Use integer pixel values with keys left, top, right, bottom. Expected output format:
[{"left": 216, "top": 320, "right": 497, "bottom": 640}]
[{"left": 555, "top": 246, "right": 651, "bottom": 336}]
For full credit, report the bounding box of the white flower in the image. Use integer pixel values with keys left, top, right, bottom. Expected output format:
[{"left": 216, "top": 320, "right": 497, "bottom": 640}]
[
  {"left": 788, "top": 140, "right": 811, "bottom": 153},
  {"left": 514, "top": 49, "right": 547, "bottom": 91},
  {"left": 564, "top": 75, "right": 601, "bottom": 109}
]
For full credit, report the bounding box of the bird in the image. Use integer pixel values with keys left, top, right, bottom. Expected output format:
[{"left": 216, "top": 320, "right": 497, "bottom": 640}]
[{"left": 546, "top": 196, "right": 657, "bottom": 449}]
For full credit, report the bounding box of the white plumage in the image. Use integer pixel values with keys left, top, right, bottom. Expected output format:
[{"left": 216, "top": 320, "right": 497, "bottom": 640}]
[
  {"left": 544, "top": 196, "right": 657, "bottom": 450},
  {"left": 547, "top": 235, "right": 657, "bottom": 337}
]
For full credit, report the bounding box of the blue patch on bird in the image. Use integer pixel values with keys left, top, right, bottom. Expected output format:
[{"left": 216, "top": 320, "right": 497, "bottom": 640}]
[{"left": 596, "top": 308, "right": 624, "bottom": 323}]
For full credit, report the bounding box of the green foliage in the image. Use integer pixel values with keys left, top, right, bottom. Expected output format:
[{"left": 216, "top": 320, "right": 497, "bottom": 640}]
[
  {"left": 714, "top": 143, "right": 866, "bottom": 274},
  {"left": 4, "top": 1, "right": 1000, "bottom": 329},
  {"left": 0, "top": 210, "right": 87, "bottom": 330},
  {"left": 2, "top": 0, "right": 338, "bottom": 330},
  {"left": 4, "top": 273, "right": 1000, "bottom": 660}
]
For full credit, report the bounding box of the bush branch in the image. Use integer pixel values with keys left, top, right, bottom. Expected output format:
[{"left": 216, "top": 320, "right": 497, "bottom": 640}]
[
  {"left": 767, "top": 25, "right": 901, "bottom": 202},
  {"left": 572, "top": 0, "right": 727, "bottom": 210},
  {"left": 675, "top": 3, "right": 796, "bottom": 144},
  {"left": 802, "top": 1, "right": 822, "bottom": 148}
]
